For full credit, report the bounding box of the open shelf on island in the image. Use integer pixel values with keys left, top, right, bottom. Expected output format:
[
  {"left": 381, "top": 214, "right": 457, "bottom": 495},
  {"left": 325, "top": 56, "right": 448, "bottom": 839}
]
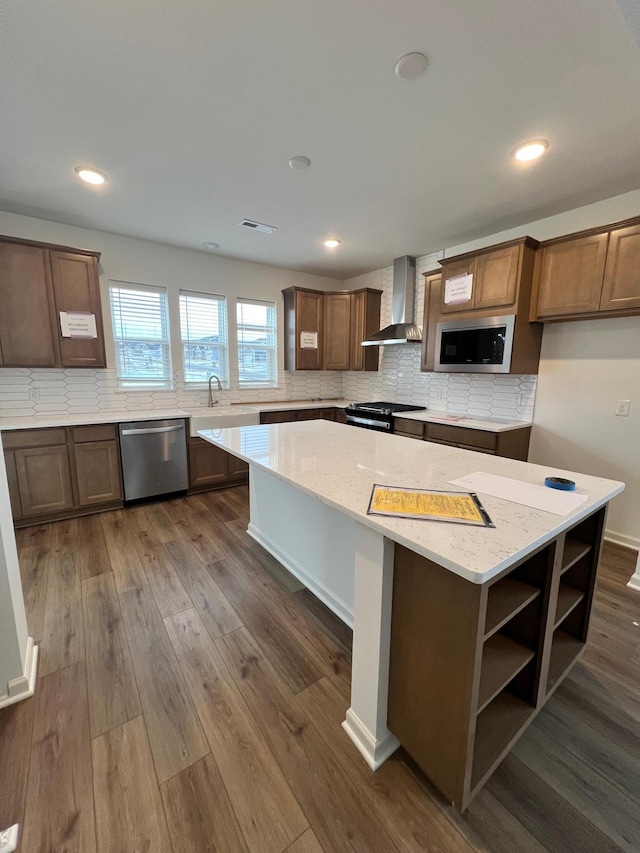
[
  {"left": 554, "top": 585, "right": 585, "bottom": 629},
  {"left": 546, "top": 629, "right": 584, "bottom": 696},
  {"left": 561, "top": 538, "right": 592, "bottom": 574},
  {"left": 484, "top": 578, "right": 540, "bottom": 640},
  {"left": 471, "top": 692, "right": 535, "bottom": 794},
  {"left": 477, "top": 635, "right": 535, "bottom": 713}
]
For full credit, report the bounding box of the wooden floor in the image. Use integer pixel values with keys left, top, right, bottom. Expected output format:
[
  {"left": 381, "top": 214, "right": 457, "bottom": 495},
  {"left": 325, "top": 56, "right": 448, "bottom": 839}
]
[{"left": 1, "top": 486, "right": 639, "bottom": 852}]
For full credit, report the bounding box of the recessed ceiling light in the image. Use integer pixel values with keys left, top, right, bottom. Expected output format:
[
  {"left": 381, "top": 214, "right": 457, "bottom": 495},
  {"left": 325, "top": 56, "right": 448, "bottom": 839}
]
[
  {"left": 395, "top": 52, "right": 428, "bottom": 80},
  {"left": 289, "top": 156, "right": 311, "bottom": 170},
  {"left": 513, "top": 139, "right": 549, "bottom": 162},
  {"left": 202, "top": 242, "right": 220, "bottom": 250},
  {"left": 324, "top": 238, "right": 341, "bottom": 248},
  {"left": 75, "top": 166, "right": 107, "bottom": 185}
]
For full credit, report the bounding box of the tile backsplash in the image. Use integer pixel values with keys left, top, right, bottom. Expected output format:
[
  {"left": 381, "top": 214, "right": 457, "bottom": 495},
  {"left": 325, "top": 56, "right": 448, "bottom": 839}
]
[{"left": 0, "top": 256, "right": 536, "bottom": 422}]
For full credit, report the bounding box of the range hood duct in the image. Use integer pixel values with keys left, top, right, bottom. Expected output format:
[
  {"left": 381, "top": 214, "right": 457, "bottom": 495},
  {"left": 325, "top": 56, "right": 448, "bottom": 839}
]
[{"left": 361, "top": 255, "right": 422, "bottom": 346}]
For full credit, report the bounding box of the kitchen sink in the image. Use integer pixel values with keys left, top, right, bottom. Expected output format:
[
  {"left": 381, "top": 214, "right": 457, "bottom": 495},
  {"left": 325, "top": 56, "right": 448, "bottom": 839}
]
[{"left": 188, "top": 406, "right": 260, "bottom": 435}]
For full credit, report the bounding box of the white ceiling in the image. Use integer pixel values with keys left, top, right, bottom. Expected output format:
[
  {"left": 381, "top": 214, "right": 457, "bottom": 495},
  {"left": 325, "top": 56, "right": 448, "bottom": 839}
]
[{"left": 1, "top": 0, "right": 639, "bottom": 279}]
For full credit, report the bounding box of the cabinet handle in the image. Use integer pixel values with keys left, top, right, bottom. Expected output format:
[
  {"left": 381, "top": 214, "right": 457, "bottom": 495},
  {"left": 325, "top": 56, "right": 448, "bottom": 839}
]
[{"left": 120, "top": 424, "right": 184, "bottom": 436}]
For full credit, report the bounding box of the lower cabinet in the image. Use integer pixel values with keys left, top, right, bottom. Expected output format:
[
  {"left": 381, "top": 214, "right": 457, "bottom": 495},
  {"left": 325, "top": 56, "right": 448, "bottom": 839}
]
[
  {"left": 188, "top": 437, "right": 249, "bottom": 491},
  {"left": 259, "top": 407, "right": 338, "bottom": 425},
  {"left": 394, "top": 418, "right": 531, "bottom": 461},
  {"left": 14, "top": 444, "right": 74, "bottom": 516},
  {"left": 4, "top": 424, "right": 123, "bottom": 526}
]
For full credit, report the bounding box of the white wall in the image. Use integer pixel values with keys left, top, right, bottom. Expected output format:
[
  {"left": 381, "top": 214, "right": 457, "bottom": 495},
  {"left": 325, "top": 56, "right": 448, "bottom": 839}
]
[{"left": 530, "top": 316, "right": 640, "bottom": 547}]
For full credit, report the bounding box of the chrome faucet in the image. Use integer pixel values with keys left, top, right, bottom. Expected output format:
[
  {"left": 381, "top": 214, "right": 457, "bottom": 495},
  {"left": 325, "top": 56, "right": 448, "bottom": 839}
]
[{"left": 207, "top": 374, "right": 222, "bottom": 406}]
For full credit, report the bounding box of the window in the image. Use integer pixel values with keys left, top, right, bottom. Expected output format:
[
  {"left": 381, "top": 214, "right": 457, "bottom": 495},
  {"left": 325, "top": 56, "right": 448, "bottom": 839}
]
[
  {"left": 109, "top": 281, "right": 172, "bottom": 388},
  {"left": 236, "top": 298, "right": 277, "bottom": 386},
  {"left": 179, "top": 291, "right": 229, "bottom": 385}
]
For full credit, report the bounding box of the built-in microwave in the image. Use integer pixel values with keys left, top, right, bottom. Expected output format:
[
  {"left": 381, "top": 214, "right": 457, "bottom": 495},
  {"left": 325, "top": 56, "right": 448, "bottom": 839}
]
[{"left": 434, "top": 314, "right": 516, "bottom": 373}]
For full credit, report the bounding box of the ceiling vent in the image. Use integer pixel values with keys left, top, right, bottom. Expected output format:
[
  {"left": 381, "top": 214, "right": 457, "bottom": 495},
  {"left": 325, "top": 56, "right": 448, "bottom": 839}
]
[{"left": 238, "top": 219, "right": 278, "bottom": 234}]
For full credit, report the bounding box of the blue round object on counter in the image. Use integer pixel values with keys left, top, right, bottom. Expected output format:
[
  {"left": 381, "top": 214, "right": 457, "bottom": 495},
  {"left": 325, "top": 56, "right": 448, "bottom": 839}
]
[{"left": 544, "top": 476, "right": 576, "bottom": 491}]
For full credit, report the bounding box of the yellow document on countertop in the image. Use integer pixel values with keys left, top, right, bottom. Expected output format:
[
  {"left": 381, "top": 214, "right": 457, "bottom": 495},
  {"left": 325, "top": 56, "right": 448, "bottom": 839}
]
[{"left": 367, "top": 484, "right": 494, "bottom": 527}]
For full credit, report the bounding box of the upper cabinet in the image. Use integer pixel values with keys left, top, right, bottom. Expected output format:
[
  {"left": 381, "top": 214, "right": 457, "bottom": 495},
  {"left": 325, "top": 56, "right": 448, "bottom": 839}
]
[
  {"left": 420, "top": 272, "right": 442, "bottom": 372},
  {"left": 50, "top": 250, "right": 105, "bottom": 367},
  {"left": 438, "top": 237, "right": 538, "bottom": 318},
  {"left": 530, "top": 216, "right": 640, "bottom": 321},
  {"left": 0, "top": 236, "right": 106, "bottom": 368},
  {"left": 324, "top": 292, "right": 352, "bottom": 370},
  {"left": 0, "top": 242, "right": 60, "bottom": 367},
  {"left": 283, "top": 286, "right": 381, "bottom": 371},
  {"left": 600, "top": 222, "right": 640, "bottom": 313},
  {"left": 283, "top": 287, "right": 324, "bottom": 370}
]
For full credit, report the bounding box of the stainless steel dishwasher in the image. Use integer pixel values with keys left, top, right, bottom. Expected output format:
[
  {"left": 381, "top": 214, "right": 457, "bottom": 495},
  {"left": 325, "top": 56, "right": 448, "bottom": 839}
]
[{"left": 119, "top": 418, "right": 189, "bottom": 502}]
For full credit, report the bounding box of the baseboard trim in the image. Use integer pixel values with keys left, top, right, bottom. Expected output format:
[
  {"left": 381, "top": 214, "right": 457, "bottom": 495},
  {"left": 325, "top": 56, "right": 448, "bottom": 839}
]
[
  {"left": 341, "top": 708, "right": 400, "bottom": 771},
  {"left": 247, "top": 523, "right": 354, "bottom": 627},
  {"left": 0, "top": 637, "right": 38, "bottom": 710},
  {"left": 604, "top": 529, "right": 640, "bottom": 552},
  {"left": 627, "top": 574, "right": 640, "bottom": 594}
]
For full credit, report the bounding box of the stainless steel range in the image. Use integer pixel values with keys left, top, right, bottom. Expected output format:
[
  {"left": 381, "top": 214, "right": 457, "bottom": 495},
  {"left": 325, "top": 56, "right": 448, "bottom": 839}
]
[{"left": 344, "top": 402, "right": 426, "bottom": 433}]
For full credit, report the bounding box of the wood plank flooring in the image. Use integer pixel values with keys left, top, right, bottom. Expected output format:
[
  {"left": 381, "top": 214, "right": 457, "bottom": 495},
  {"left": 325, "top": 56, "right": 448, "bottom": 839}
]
[{"left": 2, "top": 487, "right": 639, "bottom": 852}]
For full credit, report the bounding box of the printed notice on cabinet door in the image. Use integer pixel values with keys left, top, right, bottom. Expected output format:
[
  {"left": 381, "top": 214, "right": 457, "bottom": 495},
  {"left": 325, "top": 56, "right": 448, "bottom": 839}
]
[
  {"left": 59, "top": 311, "right": 98, "bottom": 339},
  {"left": 444, "top": 273, "right": 473, "bottom": 305},
  {"left": 300, "top": 331, "right": 318, "bottom": 349},
  {"left": 367, "top": 484, "right": 494, "bottom": 526}
]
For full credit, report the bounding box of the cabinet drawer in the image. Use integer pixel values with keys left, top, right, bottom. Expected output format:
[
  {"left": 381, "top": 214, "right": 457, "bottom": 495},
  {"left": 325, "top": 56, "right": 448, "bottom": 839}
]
[
  {"left": 394, "top": 418, "right": 425, "bottom": 437},
  {"left": 260, "top": 410, "right": 299, "bottom": 424},
  {"left": 2, "top": 428, "right": 68, "bottom": 449},
  {"left": 72, "top": 424, "right": 117, "bottom": 443},
  {"left": 395, "top": 431, "right": 423, "bottom": 441},
  {"left": 424, "top": 437, "right": 457, "bottom": 447},
  {"left": 426, "top": 423, "right": 497, "bottom": 450},
  {"left": 458, "top": 444, "right": 496, "bottom": 455}
]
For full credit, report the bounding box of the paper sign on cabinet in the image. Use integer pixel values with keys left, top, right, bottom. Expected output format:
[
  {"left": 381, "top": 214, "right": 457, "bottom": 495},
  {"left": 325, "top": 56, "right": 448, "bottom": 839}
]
[
  {"left": 59, "top": 311, "right": 98, "bottom": 339},
  {"left": 444, "top": 273, "right": 473, "bottom": 305},
  {"left": 300, "top": 331, "right": 318, "bottom": 349}
]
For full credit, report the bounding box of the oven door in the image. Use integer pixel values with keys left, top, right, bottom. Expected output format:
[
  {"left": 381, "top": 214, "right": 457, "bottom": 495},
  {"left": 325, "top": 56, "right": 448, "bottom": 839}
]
[
  {"left": 434, "top": 314, "right": 515, "bottom": 373},
  {"left": 345, "top": 413, "right": 393, "bottom": 432}
]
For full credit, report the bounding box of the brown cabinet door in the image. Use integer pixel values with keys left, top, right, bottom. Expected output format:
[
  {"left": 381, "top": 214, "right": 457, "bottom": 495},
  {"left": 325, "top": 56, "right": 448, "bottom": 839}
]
[
  {"left": 600, "top": 223, "right": 640, "bottom": 312},
  {"left": 0, "top": 242, "right": 60, "bottom": 366},
  {"left": 73, "top": 440, "right": 123, "bottom": 506},
  {"left": 421, "top": 272, "right": 442, "bottom": 372},
  {"left": 295, "top": 290, "right": 323, "bottom": 369},
  {"left": 50, "top": 251, "right": 106, "bottom": 367},
  {"left": 260, "top": 410, "right": 298, "bottom": 424},
  {"left": 532, "top": 233, "right": 608, "bottom": 319},
  {"left": 334, "top": 408, "right": 347, "bottom": 425},
  {"left": 473, "top": 244, "right": 520, "bottom": 311},
  {"left": 323, "top": 293, "right": 351, "bottom": 370},
  {"left": 439, "top": 258, "right": 475, "bottom": 314},
  {"left": 4, "top": 450, "right": 23, "bottom": 518},
  {"left": 14, "top": 444, "right": 74, "bottom": 516},
  {"left": 349, "top": 289, "right": 381, "bottom": 371},
  {"left": 228, "top": 455, "right": 249, "bottom": 480},
  {"left": 188, "top": 438, "right": 229, "bottom": 487}
]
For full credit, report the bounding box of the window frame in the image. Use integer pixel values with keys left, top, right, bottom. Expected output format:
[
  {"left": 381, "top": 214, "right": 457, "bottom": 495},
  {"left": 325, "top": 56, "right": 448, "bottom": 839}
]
[
  {"left": 236, "top": 297, "right": 278, "bottom": 388},
  {"left": 179, "top": 289, "right": 230, "bottom": 387},
  {"left": 108, "top": 280, "right": 173, "bottom": 390}
]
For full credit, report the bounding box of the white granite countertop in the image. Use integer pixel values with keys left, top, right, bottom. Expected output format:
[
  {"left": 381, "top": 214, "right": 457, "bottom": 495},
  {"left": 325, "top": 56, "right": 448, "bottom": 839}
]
[
  {"left": 0, "top": 398, "right": 529, "bottom": 434},
  {"left": 198, "top": 420, "right": 624, "bottom": 584},
  {"left": 393, "top": 410, "right": 529, "bottom": 433}
]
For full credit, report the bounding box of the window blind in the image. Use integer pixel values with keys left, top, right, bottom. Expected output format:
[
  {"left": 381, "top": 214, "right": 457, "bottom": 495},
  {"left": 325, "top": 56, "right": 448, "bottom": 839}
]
[
  {"left": 109, "top": 281, "right": 172, "bottom": 387},
  {"left": 236, "top": 298, "right": 277, "bottom": 386},
  {"left": 179, "top": 291, "right": 229, "bottom": 385}
]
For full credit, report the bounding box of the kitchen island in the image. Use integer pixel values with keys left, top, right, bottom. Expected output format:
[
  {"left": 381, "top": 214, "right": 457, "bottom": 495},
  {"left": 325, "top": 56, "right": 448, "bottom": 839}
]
[{"left": 198, "top": 420, "right": 624, "bottom": 809}]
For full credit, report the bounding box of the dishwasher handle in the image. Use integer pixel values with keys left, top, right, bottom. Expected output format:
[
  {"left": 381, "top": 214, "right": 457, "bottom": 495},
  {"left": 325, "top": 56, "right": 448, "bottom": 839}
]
[{"left": 120, "top": 424, "right": 185, "bottom": 436}]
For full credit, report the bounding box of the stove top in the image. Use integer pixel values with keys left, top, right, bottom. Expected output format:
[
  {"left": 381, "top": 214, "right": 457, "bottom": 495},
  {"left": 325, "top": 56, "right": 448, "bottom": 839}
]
[{"left": 346, "top": 401, "right": 427, "bottom": 416}]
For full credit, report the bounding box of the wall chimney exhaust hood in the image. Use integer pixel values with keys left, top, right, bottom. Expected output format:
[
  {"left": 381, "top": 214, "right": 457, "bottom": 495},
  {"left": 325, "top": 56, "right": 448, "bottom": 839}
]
[{"left": 361, "top": 255, "right": 422, "bottom": 346}]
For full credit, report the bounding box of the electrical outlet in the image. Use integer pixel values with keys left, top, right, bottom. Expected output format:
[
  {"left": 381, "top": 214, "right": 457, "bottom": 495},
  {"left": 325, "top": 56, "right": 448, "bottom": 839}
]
[
  {"left": 615, "top": 400, "right": 631, "bottom": 417},
  {"left": 30, "top": 388, "right": 40, "bottom": 402},
  {"left": 0, "top": 824, "right": 19, "bottom": 853}
]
